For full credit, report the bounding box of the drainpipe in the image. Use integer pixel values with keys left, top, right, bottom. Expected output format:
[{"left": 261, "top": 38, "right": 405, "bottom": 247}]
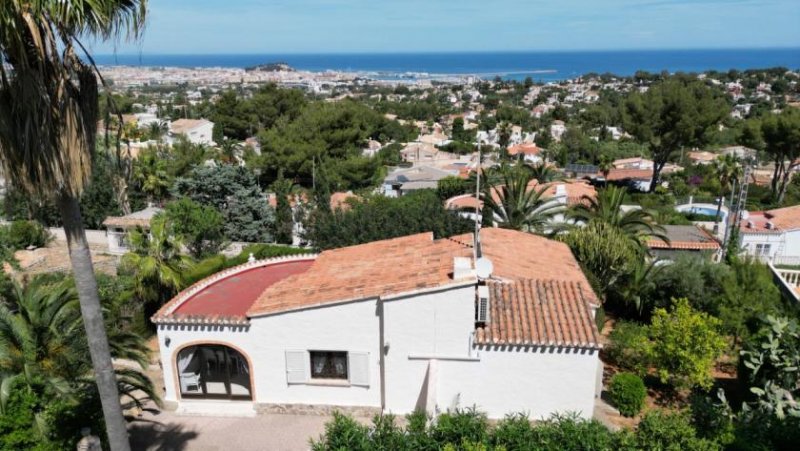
[{"left": 378, "top": 297, "right": 386, "bottom": 412}]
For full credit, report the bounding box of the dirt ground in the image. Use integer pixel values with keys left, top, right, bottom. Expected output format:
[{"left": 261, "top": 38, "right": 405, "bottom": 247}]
[{"left": 6, "top": 239, "right": 118, "bottom": 277}]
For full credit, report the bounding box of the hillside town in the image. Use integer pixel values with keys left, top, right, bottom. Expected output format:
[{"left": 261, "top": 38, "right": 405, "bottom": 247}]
[{"left": 1, "top": 2, "right": 799, "bottom": 451}]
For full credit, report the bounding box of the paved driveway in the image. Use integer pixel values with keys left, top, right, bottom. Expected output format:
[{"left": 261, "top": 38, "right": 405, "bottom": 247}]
[{"left": 128, "top": 408, "right": 345, "bottom": 451}]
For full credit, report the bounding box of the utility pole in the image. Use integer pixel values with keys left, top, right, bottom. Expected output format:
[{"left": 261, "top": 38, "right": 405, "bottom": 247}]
[{"left": 474, "top": 140, "right": 483, "bottom": 260}]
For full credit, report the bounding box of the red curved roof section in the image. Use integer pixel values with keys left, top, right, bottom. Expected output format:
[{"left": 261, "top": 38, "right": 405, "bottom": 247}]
[{"left": 172, "top": 260, "right": 314, "bottom": 318}]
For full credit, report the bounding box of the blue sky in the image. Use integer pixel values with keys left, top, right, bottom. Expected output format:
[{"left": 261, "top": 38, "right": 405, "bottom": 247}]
[{"left": 90, "top": 0, "right": 800, "bottom": 54}]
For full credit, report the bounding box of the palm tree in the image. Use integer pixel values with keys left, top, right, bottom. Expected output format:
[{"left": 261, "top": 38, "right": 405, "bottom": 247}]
[
  {"left": 712, "top": 154, "right": 743, "bottom": 225},
  {"left": 598, "top": 154, "right": 613, "bottom": 180},
  {"left": 525, "top": 162, "right": 562, "bottom": 183},
  {"left": 497, "top": 122, "right": 512, "bottom": 159},
  {"left": 567, "top": 185, "right": 669, "bottom": 246},
  {"left": 0, "top": 276, "right": 156, "bottom": 439},
  {"left": 147, "top": 120, "right": 169, "bottom": 142},
  {"left": 482, "top": 166, "right": 563, "bottom": 233},
  {"left": 614, "top": 259, "right": 661, "bottom": 316},
  {"left": 217, "top": 137, "right": 243, "bottom": 165},
  {"left": 0, "top": 2, "right": 147, "bottom": 449},
  {"left": 121, "top": 215, "right": 192, "bottom": 309},
  {"left": 134, "top": 147, "right": 171, "bottom": 205}
]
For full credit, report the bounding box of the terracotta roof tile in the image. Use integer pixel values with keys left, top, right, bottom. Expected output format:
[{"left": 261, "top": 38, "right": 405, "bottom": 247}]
[
  {"left": 451, "top": 228, "right": 598, "bottom": 291},
  {"left": 740, "top": 210, "right": 787, "bottom": 234},
  {"left": 248, "top": 228, "right": 597, "bottom": 317},
  {"left": 604, "top": 168, "right": 653, "bottom": 181},
  {"left": 475, "top": 279, "right": 601, "bottom": 348},
  {"left": 765, "top": 205, "right": 800, "bottom": 231},
  {"left": 507, "top": 143, "right": 541, "bottom": 156},
  {"left": 248, "top": 232, "right": 473, "bottom": 316}
]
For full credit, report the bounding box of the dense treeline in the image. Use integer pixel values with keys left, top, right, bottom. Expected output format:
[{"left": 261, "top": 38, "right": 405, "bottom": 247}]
[{"left": 305, "top": 190, "right": 473, "bottom": 250}]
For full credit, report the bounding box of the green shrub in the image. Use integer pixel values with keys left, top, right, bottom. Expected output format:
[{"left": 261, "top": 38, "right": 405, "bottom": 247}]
[
  {"left": 3, "top": 220, "right": 51, "bottom": 249},
  {"left": 430, "top": 409, "right": 489, "bottom": 447},
  {"left": 310, "top": 411, "right": 370, "bottom": 451},
  {"left": 223, "top": 243, "right": 310, "bottom": 268},
  {"left": 594, "top": 306, "right": 606, "bottom": 333},
  {"left": 690, "top": 393, "right": 735, "bottom": 446},
  {"left": 311, "top": 409, "right": 715, "bottom": 451},
  {"left": 635, "top": 410, "right": 720, "bottom": 451},
  {"left": 527, "top": 413, "right": 624, "bottom": 451},
  {"left": 491, "top": 413, "right": 534, "bottom": 449},
  {"left": 606, "top": 321, "right": 650, "bottom": 375},
  {"left": 683, "top": 212, "right": 718, "bottom": 222},
  {"left": 369, "top": 414, "right": 408, "bottom": 450},
  {"left": 609, "top": 373, "right": 646, "bottom": 417}
]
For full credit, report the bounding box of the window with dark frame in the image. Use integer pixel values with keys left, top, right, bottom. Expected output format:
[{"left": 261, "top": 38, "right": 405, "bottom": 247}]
[{"left": 309, "top": 351, "right": 348, "bottom": 380}]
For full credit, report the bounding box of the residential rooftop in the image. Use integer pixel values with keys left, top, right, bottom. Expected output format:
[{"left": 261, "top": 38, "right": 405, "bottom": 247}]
[{"left": 647, "top": 225, "right": 720, "bottom": 250}]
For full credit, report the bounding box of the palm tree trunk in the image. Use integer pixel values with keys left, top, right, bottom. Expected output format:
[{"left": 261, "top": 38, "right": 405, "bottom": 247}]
[
  {"left": 715, "top": 187, "right": 724, "bottom": 223},
  {"left": 57, "top": 193, "right": 131, "bottom": 451}
]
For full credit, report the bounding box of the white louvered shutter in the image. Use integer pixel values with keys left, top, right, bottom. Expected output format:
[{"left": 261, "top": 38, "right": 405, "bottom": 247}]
[
  {"left": 348, "top": 352, "right": 370, "bottom": 387},
  {"left": 285, "top": 350, "right": 308, "bottom": 384}
]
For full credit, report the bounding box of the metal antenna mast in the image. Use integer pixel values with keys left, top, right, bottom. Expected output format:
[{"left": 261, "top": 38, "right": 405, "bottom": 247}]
[
  {"left": 722, "top": 161, "right": 752, "bottom": 258},
  {"left": 474, "top": 140, "right": 482, "bottom": 260}
]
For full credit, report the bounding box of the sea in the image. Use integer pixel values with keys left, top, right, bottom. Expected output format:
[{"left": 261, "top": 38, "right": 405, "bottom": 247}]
[{"left": 93, "top": 48, "right": 800, "bottom": 82}]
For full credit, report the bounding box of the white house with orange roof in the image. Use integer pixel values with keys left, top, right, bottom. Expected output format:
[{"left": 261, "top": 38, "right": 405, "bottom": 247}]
[
  {"left": 507, "top": 143, "right": 543, "bottom": 164},
  {"left": 152, "top": 229, "right": 602, "bottom": 419},
  {"left": 445, "top": 180, "right": 597, "bottom": 225},
  {"left": 739, "top": 205, "right": 800, "bottom": 264},
  {"left": 168, "top": 118, "right": 215, "bottom": 145}
]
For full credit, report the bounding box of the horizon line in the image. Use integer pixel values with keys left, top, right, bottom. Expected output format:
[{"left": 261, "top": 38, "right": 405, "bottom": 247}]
[{"left": 93, "top": 46, "right": 800, "bottom": 57}]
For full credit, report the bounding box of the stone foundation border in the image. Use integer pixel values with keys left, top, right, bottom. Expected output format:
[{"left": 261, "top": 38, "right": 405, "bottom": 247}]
[{"left": 255, "top": 403, "right": 381, "bottom": 417}]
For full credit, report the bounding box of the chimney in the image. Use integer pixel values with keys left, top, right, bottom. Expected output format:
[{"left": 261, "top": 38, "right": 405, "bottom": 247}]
[
  {"left": 453, "top": 257, "right": 473, "bottom": 280},
  {"left": 766, "top": 221, "right": 774, "bottom": 230}
]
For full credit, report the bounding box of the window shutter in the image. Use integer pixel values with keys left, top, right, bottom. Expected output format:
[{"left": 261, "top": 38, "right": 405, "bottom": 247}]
[
  {"left": 285, "top": 350, "right": 308, "bottom": 384},
  {"left": 348, "top": 352, "right": 370, "bottom": 387}
]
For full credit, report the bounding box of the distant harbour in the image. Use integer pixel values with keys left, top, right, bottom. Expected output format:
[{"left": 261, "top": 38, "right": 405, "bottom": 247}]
[{"left": 93, "top": 48, "right": 800, "bottom": 82}]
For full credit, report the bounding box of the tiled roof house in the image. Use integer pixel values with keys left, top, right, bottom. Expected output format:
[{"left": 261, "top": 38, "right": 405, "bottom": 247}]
[
  {"left": 739, "top": 205, "right": 800, "bottom": 264},
  {"left": 153, "top": 228, "right": 603, "bottom": 419}
]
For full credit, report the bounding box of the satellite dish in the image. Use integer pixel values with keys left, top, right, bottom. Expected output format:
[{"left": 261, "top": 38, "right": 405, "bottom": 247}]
[{"left": 475, "top": 257, "right": 494, "bottom": 279}]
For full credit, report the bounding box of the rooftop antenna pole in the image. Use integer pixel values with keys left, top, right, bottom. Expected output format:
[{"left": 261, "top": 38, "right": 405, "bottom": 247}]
[{"left": 474, "top": 139, "right": 482, "bottom": 260}]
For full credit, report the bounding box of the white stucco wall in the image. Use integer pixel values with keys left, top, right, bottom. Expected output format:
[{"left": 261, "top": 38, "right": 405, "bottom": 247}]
[
  {"left": 740, "top": 231, "right": 787, "bottom": 261},
  {"left": 381, "top": 285, "right": 599, "bottom": 420},
  {"left": 157, "top": 298, "right": 381, "bottom": 408},
  {"left": 436, "top": 347, "right": 600, "bottom": 419},
  {"left": 781, "top": 230, "right": 800, "bottom": 260},
  {"left": 157, "top": 283, "right": 600, "bottom": 420},
  {"left": 382, "top": 286, "right": 476, "bottom": 414},
  {"left": 185, "top": 122, "right": 214, "bottom": 145},
  {"left": 106, "top": 229, "right": 128, "bottom": 255}
]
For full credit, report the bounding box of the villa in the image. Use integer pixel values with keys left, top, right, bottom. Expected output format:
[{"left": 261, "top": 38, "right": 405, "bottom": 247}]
[
  {"left": 647, "top": 225, "right": 721, "bottom": 261},
  {"left": 739, "top": 205, "right": 800, "bottom": 264},
  {"left": 507, "top": 143, "right": 543, "bottom": 164},
  {"left": 382, "top": 165, "right": 456, "bottom": 197},
  {"left": 151, "top": 228, "right": 603, "bottom": 419},
  {"left": 102, "top": 206, "right": 163, "bottom": 255},
  {"left": 168, "top": 118, "right": 215, "bottom": 146}
]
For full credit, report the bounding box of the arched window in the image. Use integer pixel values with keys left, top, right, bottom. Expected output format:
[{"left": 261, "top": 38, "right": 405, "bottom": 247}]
[{"left": 177, "top": 345, "right": 252, "bottom": 400}]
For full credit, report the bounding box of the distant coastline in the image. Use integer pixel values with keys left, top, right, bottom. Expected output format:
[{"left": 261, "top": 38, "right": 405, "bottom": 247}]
[{"left": 94, "top": 48, "right": 800, "bottom": 82}]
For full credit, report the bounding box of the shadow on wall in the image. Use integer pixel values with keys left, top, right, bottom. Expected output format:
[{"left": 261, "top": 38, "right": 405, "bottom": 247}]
[{"left": 128, "top": 417, "right": 199, "bottom": 451}]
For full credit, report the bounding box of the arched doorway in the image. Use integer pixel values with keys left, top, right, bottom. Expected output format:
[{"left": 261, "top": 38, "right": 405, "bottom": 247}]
[{"left": 177, "top": 344, "right": 252, "bottom": 400}]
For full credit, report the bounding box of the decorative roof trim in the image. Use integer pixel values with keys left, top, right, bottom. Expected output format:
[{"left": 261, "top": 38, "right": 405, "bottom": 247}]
[{"left": 151, "top": 254, "right": 318, "bottom": 324}]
